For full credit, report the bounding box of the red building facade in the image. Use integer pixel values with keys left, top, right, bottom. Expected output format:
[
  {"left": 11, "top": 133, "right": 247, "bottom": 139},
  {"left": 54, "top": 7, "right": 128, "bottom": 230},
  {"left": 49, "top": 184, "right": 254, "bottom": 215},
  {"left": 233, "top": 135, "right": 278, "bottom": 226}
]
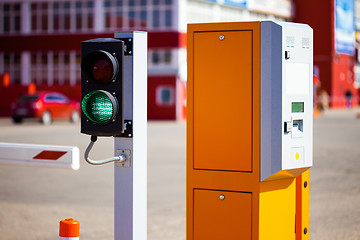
[
  {"left": 0, "top": 0, "right": 186, "bottom": 120},
  {"left": 293, "top": 0, "right": 358, "bottom": 107},
  {"left": 0, "top": 0, "right": 297, "bottom": 119}
]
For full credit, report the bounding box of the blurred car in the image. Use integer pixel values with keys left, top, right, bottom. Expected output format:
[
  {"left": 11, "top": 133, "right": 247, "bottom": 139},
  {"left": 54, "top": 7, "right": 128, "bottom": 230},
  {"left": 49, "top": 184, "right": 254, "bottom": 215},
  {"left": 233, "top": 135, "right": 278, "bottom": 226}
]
[{"left": 11, "top": 91, "right": 80, "bottom": 124}]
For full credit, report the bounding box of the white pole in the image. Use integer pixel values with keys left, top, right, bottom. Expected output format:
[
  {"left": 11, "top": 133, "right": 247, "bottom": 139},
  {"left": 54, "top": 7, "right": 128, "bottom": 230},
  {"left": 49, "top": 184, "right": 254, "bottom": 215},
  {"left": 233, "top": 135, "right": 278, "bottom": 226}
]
[{"left": 114, "top": 31, "right": 147, "bottom": 240}]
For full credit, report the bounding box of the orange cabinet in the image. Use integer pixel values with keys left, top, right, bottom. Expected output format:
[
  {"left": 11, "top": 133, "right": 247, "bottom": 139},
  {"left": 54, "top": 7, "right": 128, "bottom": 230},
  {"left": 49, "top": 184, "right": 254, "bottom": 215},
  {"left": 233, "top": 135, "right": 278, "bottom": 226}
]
[
  {"left": 193, "top": 30, "right": 253, "bottom": 172},
  {"left": 194, "top": 189, "right": 252, "bottom": 240},
  {"left": 187, "top": 22, "right": 305, "bottom": 240}
]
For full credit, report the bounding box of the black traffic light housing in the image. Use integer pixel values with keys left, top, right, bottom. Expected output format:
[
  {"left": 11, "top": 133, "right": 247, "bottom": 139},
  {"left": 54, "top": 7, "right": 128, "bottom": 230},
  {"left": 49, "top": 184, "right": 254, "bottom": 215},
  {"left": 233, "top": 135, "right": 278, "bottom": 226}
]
[{"left": 81, "top": 38, "right": 124, "bottom": 136}]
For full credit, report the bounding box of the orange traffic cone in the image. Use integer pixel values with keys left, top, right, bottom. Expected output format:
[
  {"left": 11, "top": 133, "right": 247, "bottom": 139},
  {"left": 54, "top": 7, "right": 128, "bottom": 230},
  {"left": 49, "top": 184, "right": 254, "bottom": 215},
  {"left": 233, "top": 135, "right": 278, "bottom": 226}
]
[{"left": 59, "top": 218, "right": 80, "bottom": 240}]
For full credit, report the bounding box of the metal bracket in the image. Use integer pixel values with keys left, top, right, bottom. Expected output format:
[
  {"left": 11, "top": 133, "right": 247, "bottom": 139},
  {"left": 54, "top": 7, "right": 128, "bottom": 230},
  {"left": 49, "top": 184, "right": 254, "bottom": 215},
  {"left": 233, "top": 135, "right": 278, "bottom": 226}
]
[
  {"left": 118, "top": 120, "right": 132, "bottom": 138},
  {"left": 115, "top": 149, "right": 131, "bottom": 168},
  {"left": 117, "top": 38, "right": 133, "bottom": 55}
]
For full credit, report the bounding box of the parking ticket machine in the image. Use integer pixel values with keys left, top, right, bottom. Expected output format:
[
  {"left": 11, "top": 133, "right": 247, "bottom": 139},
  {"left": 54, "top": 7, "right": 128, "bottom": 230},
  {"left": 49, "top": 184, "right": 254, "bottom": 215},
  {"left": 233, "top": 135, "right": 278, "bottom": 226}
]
[
  {"left": 260, "top": 21, "right": 313, "bottom": 181},
  {"left": 187, "top": 21, "right": 313, "bottom": 240}
]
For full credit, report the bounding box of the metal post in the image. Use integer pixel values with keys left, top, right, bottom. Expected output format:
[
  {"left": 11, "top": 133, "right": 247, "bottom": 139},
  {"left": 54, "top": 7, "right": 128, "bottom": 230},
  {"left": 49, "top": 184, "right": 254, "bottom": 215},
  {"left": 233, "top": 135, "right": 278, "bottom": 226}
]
[
  {"left": 114, "top": 31, "right": 147, "bottom": 240},
  {"left": 296, "top": 170, "right": 310, "bottom": 240}
]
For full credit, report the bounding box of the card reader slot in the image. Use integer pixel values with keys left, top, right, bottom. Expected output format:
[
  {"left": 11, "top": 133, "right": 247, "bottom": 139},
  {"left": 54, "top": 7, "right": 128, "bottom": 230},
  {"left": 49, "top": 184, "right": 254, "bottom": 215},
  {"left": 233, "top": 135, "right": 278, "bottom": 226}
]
[{"left": 293, "top": 119, "right": 303, "bottom": 132}]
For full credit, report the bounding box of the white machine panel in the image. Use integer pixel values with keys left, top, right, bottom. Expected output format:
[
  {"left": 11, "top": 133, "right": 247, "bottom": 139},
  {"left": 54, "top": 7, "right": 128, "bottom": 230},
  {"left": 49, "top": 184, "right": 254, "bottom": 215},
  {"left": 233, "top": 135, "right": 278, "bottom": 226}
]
[{"left": 260, "top": 21, "right": 313, "bottom": 181}]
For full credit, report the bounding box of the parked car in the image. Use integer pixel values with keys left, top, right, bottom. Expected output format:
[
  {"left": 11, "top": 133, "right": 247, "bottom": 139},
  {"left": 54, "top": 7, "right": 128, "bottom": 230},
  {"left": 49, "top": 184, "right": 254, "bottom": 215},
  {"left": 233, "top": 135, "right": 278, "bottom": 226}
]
[{"left": 11, "top": 91, "right": 80, "bottom": 124}]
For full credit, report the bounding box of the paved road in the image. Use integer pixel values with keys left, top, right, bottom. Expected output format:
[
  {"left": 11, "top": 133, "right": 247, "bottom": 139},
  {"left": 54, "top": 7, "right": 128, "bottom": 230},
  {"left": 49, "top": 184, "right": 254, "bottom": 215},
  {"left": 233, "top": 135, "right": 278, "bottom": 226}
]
[
  {"left": 0, "top": 109, "right": 359, "bottom": 240},
  {"left": 310, "top": 109, "right": 360, "bottom": 240},
  {"left": 0, "top": 119, "right": 186, "bottom": 240}
]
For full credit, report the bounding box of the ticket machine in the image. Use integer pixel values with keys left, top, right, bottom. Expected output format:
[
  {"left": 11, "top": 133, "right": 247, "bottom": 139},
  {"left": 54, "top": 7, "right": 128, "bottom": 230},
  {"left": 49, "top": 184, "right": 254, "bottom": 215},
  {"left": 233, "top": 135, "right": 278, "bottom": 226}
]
[{"left": 187, "top": 21, "right": 313, "bottom": 240}]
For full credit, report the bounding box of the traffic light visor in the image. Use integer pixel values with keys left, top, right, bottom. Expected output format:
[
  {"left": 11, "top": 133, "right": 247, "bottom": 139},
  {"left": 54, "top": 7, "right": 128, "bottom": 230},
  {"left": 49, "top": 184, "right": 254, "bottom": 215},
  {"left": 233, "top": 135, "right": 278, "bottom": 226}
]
[
  {"left": 81, "top": 90, "right": 119, "bottom": 124},
  {"left": 81, "top": 50, "right": 119, "bottom": 84}
]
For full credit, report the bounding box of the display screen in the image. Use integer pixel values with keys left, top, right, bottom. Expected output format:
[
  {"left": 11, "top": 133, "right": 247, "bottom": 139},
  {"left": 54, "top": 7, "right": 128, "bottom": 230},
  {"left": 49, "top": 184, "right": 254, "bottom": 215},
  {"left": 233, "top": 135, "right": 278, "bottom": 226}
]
[{"left": 292, "top": 102, "right": 304, "bottom": 113}]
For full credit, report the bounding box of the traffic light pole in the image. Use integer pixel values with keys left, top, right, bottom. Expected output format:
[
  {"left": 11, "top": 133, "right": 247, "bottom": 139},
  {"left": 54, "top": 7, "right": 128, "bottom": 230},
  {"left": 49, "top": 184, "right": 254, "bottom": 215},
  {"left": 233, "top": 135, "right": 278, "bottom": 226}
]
[{"left": 113, "top": 32, "right": 147, "bottom": 240}]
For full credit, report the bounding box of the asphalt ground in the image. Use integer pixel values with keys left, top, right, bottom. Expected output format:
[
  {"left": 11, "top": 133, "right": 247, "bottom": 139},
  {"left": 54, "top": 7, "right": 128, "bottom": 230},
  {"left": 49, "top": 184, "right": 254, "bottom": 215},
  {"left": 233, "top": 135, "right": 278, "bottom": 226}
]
[{"left": 0, "top": 108, "right": 359, "bottom": 240}]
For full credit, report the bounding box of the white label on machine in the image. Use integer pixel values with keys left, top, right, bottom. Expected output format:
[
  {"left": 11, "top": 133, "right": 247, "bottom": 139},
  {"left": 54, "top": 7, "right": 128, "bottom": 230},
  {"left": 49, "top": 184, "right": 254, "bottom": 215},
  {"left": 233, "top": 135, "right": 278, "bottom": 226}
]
[{"left": 285, "top": 63, "right": 310, "bottom": 95}]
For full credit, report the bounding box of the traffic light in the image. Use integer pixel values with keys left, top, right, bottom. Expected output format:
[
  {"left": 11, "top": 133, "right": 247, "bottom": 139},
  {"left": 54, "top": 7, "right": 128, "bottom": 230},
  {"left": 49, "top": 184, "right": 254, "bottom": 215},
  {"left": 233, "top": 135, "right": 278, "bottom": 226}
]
[
  {"left": 81, "top": 38, "right": 124, "bottom": 136},
  {"left": 80, "top": 32, "right": 147, "bottom": 239}
]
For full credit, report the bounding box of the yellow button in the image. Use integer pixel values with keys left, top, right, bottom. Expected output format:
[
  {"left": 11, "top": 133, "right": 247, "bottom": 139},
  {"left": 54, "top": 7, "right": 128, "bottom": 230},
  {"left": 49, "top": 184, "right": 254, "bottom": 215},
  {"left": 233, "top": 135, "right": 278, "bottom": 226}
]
[{"left": 295, "top": 152, "right": 300, "bottom": 160}]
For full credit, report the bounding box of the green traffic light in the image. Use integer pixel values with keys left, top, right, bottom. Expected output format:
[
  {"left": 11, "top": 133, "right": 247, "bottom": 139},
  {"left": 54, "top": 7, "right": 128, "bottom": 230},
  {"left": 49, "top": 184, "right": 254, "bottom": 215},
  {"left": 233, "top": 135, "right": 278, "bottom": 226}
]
[{"left": 81, "top": 90, "right": 118, "bottom": 124}]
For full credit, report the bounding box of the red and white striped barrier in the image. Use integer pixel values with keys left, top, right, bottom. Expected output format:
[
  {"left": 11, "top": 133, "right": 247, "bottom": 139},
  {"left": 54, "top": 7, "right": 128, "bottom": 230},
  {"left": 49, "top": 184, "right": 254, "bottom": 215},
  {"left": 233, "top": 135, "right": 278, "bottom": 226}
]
[
  {"left": 59, "top": 218, "right": 80, "bottom": 240},
  {"left": 0, "top": 143, "right": 80, "bottom": 170}
]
